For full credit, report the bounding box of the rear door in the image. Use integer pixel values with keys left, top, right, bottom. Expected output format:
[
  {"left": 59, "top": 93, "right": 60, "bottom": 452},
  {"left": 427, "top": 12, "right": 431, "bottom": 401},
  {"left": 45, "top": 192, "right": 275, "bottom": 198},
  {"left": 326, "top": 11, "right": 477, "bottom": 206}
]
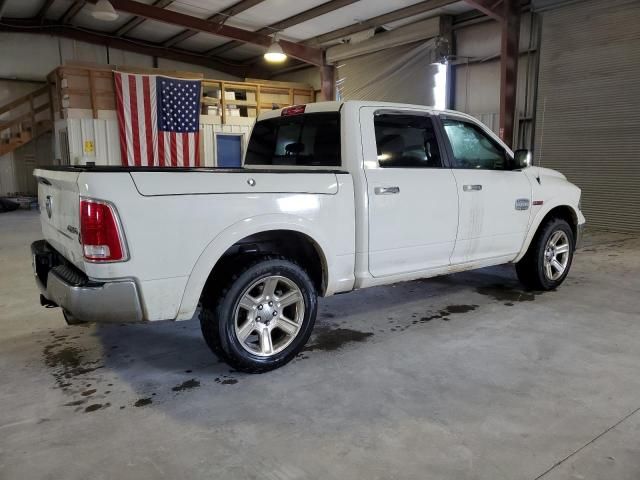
[
  {"left": 439, "top": 116, "right": 532, "bottom": 264},
  {"left": 33, "top": 169, "right": 84, "bottom": 267},
  {"left": 360, "top": 108, "right": 459, "bottom": 277}
]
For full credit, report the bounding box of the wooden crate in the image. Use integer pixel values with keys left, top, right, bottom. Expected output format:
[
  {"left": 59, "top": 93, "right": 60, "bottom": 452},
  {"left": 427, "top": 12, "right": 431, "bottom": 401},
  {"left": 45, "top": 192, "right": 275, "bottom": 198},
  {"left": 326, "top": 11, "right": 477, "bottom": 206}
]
[{"left": 49, "top": 63, "right": 315, "bottom": 124}]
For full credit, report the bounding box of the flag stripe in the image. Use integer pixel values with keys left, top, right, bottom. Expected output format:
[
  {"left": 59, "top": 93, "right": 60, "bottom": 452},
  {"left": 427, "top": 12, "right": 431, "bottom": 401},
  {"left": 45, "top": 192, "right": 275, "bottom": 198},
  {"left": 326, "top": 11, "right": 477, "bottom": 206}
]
[
  {"left": 128, "top": 75, "right": 141, "bottom": 166},
  {"left": 164, "top": 132, "right": 172, "bottom": 167},
  {"left": 114, "top": 73, "right": 128, "bottom": 166},
  {"left": 182, "top": 134, "right": 190, "bottom": 167},
  {"left": 142, "top": 76, "right": 154, "bottom": 167},
  {"left": 170, "top": 132, "right": 177, "bottom": 167},
  {"left": 149, "top": 77, "right": 159, "bottom": 167},
  {"left": 176, "top": 134, "right": 183, "bottom": 167},
  {"left": 135, "top": 75, "right": 147, "bottom": 166},
  {"left": 121, "top": 75, "right": 135, "bottom": 166}
]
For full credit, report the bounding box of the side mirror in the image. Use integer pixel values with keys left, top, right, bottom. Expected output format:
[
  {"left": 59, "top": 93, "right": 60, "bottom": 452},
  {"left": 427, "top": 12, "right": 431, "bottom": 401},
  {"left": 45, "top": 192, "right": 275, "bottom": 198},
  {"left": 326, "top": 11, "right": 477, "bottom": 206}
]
[{"left": 513, "top": 149, "right": 532, "bottom": 169}]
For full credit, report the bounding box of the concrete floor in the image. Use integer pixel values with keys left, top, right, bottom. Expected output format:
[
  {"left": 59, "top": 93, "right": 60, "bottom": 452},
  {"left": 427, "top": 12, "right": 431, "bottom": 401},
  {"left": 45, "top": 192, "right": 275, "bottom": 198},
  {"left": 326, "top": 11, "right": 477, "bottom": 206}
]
[{"left": 1, "top": 209, "right": 639, "bottom": 480}]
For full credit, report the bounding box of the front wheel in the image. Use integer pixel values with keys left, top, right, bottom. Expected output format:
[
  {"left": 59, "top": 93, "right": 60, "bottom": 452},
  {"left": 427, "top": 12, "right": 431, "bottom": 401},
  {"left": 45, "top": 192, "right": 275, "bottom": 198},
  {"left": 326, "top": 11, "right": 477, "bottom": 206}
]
[
  {"left": 516, "top": 218, "right": 575, "bottom": 290},
  {"left": 200, "top": 257, "right": 317, "bottom": 373}
]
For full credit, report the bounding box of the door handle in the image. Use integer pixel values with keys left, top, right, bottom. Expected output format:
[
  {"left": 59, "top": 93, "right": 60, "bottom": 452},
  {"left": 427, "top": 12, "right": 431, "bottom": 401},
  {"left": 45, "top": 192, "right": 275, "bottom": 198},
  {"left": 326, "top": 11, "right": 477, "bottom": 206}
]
[
  {"left": 463, "top": 184, "right": 482, "bottom": 192},
  {"left": 374, "top": 186, "right": 400, "bottom": 195}
]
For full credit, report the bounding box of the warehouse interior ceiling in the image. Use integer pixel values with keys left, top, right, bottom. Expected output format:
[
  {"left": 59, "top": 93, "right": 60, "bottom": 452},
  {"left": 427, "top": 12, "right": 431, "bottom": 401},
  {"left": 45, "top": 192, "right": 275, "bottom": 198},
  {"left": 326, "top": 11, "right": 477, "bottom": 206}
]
[{"left": 0, "top": 0, "right": 475, "bottom": 77}]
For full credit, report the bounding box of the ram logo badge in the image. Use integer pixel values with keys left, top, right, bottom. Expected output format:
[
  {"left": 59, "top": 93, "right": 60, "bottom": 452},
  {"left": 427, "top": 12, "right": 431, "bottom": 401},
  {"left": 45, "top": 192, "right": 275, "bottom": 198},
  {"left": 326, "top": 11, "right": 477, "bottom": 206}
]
[{"left": 515, "top": 198, "right": 530, "bottom": 211}]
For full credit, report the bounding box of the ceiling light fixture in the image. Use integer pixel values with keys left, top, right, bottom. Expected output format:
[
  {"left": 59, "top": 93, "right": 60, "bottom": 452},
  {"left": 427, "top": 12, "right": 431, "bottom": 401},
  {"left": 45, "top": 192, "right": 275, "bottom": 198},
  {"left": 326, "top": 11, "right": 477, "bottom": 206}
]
[
  {"left": 264, "top": 37, "right": 287, "bottom": 63},
  {"left": 92, "top": 0, "right": 119, "bottom": 21}
]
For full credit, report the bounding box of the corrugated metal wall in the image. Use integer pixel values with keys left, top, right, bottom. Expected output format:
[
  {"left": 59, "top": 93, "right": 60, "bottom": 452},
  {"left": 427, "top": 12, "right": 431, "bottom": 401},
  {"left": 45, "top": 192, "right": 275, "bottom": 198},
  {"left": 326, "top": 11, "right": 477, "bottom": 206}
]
[{"left": 534, "top": 0, "right": 640, "bottom": 232}]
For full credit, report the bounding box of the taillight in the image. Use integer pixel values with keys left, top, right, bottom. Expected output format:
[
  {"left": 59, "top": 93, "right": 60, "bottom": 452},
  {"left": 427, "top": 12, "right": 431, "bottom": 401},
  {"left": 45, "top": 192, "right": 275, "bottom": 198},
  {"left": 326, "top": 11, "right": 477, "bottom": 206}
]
[
  {"left": 80, "top": 198, "right": 127, "bottom": 262},
  {"left": 281, "top": 105, "right": 306, "bottom": 116}
]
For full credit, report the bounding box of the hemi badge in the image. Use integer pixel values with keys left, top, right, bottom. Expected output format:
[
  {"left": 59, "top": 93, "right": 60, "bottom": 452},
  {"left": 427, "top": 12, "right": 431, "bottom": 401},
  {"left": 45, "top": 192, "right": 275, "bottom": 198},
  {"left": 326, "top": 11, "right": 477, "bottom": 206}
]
[
  {"left": 533, "top": 200, "right": 544, "bottom": 206},
  {"left": 515, "top": 199, "right": 530, "bottom": 211}
]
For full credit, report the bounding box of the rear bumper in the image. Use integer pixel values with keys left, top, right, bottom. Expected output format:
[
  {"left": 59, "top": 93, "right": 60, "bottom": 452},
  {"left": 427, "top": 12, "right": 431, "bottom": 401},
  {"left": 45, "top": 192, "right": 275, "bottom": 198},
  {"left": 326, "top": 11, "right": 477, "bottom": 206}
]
[{"left": 32, "top": 240, "right": 143, "bottom": 323}]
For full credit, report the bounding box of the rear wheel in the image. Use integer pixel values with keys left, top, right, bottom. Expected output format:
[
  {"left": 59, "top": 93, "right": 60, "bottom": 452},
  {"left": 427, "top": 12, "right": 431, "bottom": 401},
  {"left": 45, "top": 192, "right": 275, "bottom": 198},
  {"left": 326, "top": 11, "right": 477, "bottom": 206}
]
[
  {"left": 516, "top": 218, "right": 575, "bottom": 290},
  {"left": 200, "top": 257, "right": 317, "bottom": 373}
]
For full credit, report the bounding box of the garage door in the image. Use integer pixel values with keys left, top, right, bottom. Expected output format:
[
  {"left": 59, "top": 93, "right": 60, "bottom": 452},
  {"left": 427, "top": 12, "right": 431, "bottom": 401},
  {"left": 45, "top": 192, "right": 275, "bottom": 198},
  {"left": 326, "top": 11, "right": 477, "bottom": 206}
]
[{"left": 534, "top": 0, "right": 640, "bottom": 232}]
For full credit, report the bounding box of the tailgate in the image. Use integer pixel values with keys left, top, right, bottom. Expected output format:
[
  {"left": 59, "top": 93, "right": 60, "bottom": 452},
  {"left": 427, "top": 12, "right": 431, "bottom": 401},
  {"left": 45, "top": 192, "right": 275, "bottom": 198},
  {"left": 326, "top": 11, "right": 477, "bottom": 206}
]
[{"left": 33, "top": 169, "right": 84, "bottom": 269}]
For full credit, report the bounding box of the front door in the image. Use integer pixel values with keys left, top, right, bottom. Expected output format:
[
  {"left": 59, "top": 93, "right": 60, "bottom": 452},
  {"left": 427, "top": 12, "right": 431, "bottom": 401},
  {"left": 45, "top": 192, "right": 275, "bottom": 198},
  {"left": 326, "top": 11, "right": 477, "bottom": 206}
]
[
  {"left": 440, "top": 116, "right": 532, "bottom": 264},
  {"left": 360, "top": 108, "right": 459, "bottom": 278}
]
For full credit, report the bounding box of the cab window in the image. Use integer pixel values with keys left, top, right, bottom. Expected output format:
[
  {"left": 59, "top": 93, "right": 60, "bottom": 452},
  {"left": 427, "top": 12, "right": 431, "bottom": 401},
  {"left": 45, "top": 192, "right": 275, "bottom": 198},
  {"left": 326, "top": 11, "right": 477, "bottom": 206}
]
[
  {"left": 245, "top": 113, "right": 340, "bottom": 167},
  {"left": 442, "top": 118, "right": 511, "bottom": 170},
  {"left": 374, "top": 114, "right": 442, "bottom": 168}
]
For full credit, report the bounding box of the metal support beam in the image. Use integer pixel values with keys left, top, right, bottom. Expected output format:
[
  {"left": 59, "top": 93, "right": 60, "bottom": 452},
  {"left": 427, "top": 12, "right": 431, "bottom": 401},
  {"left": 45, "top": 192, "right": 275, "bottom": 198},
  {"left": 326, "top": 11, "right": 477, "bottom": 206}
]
[
  {"left": 498, "top": 0, "right": 519, "bottom": 146},
  {"left": 320, "top": 64, "right": 335, "bottom": 101},
  {"left": 36, "top": 0, "right": 56, "bottom": 22},
  {"left": 464, "top": 0, "right": 504, "bottom": 21},
  {"left": 114, "top": 0, "right": 174, "bottom": 37},
  {"left": 206, "top": 0, "right": 359, "bottom": 57},
  {"left": 464, "top": 0, "right": 519, "bottom": 146},
  {"left": 305, "top": 0, "right": 458, "bottom": 46},
  {"left": 0, "top": 20, "right": 248, "bottom": 77},
  {"left": 92, "top": 0, "right": 323, "bottom": 65},
  {"left": 60, "top": 0, "right": 86, "bottom": 23},
  {"left": 163, "top": 0, "right": 267, "bottom": 48}
]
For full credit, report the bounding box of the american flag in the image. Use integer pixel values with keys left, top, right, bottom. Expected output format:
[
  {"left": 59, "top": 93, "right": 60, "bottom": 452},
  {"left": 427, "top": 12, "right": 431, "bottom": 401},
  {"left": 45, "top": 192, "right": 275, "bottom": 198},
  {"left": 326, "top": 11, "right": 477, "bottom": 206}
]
[{"left": 114, "top": 72, "right": 201, "bottom": 167}]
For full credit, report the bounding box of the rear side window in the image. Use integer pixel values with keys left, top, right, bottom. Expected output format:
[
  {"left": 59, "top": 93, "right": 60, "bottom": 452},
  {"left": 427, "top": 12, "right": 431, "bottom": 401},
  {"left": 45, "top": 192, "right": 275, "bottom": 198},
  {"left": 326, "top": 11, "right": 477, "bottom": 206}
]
[
  {"left": 245, "top": 112, "right": 341, "bottom": 167},
  {"left": 374, "top": 113, "right": 442, "bottom": 168}
]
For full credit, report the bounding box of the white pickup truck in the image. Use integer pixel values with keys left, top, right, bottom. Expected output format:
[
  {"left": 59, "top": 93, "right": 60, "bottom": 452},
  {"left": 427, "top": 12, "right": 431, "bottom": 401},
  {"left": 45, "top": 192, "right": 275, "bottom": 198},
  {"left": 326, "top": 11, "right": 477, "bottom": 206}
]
[{"left": 32, "top": 101, "right": 585, "bottom": 372}]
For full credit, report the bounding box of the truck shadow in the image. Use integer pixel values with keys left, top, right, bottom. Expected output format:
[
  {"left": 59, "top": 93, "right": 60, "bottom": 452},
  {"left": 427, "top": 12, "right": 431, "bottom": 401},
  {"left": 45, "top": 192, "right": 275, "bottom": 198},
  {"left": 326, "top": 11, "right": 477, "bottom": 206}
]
[{"left": 51, "top": 264, "right": 536, "bottom": 413}]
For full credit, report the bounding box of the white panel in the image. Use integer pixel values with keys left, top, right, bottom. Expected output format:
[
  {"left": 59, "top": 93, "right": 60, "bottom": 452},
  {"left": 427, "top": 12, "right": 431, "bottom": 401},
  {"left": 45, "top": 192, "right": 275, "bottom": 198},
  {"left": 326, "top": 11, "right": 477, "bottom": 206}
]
[
  {"left": 105, "top": 120, "right": 121, "bottom": 166},
  {"left": 80, "top": 118, "right": 97, "bottom": 163},
  {"left": 66, "top": 119, "right": 84, "bottom": 164}
]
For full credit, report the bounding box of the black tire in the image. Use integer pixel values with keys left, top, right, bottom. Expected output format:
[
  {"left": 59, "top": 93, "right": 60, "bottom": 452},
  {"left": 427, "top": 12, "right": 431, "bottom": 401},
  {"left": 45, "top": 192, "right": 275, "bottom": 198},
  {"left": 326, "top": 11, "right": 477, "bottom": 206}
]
[
  {"left": 62, "top": 309, "right": 85, "bottom": 325},
  {"left": 516, "top": 217, "right": 575, "bottom": 290},
  {"left": 200, "top": 256, "right": 317, "bottom": 373}
]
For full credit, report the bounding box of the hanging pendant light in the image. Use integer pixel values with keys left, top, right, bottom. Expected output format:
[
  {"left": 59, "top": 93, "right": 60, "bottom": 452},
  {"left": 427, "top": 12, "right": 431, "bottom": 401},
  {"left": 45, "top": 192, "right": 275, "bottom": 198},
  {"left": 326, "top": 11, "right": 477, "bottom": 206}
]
[
  {"left": 264, "top": 36, "right": 287, "bottom": 63},
  {"left": 92, "top": 0, "right": 119, "bottom": 21}
]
